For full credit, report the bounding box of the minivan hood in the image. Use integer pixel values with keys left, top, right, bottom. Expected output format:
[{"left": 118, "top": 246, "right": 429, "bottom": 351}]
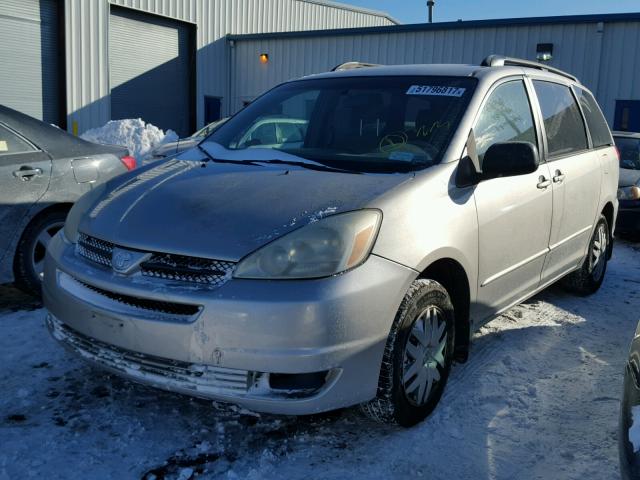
[
  {"left": 620, "top": 168, "right": 640, "bottom": 188},
  {"left": 79, "top": 148, "right": 411, "bottom": 261}
]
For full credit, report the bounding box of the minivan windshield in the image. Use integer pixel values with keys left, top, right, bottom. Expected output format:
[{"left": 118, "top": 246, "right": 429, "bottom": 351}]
[
  {"left": 204, "top": 76, "right": 477, "bottom": 173},
  {"left": 615, "top": 136, "right": 640, "bottom": 170}
]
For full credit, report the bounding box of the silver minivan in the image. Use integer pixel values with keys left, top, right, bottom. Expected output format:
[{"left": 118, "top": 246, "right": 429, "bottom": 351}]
[{"left": 44, "top": 56, "right": 619, "bottom": 426}]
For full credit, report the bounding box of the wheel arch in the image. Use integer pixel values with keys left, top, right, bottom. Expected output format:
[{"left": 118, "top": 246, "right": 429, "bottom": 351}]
[
  {"left": 12, "top": 202, "right": 73, "bottom": 275},
  {"left": 418, "top": 257, "right": 471, "bottom": 363}
]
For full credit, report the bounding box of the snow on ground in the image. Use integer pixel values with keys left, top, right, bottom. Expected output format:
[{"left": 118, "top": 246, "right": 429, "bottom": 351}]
[
  {"left": 80, "top": 119, "right": 179, "bottom": 162},
  {"left": 1, "top": 242, "right": 640, "bottom": 480}
]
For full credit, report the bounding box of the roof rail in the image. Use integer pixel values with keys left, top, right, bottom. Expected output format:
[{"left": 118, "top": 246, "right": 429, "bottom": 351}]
[
  {"left": 480, "top": 55, "right": 579, "bottom": 82},
  {"left": 331, "top": 61, "right": 381, "bottom": 72}
]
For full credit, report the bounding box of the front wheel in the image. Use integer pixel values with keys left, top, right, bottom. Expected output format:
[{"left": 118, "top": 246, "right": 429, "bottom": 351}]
[
  {"left": 14, "top": 209, "right": 67, "bottom": 297},
  {"left": 361, "top": 279, "right": 455, "bottom": 427},
  {"left": 561, "top": 214, "right": 610, "bottom": 296}
]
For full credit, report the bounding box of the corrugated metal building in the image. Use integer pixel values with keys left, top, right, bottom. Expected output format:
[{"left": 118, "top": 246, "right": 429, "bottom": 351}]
[
  {"left": 3, "top": 5, "right": 639, "bottom": 135},
  {"left": 229, "top": 13, "right": 640, "bottom": 129},
  {"left": 0, "top": 0, "right": 396, "bottom": 136}
]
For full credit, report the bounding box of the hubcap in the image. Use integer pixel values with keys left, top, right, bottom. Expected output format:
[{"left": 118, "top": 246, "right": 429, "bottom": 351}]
[
  {"left": 402, "top": 305, "right": 447, "bottom": 406},
  {"left": 590, "top": 223, "right": 608, "bottom": 281},
  {"left": 32, "top": 221, "right": 65, "bottom": 281}
]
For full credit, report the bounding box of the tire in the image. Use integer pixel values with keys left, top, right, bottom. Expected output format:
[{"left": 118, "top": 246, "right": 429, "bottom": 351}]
[
  {"left": 561, "top": 214, "right": 610, "bottom": 296},
  {"left": 361, "top": 279, "right": 455, "bottom": 427},
  {"left": 13, "top": 209, "right": 67, "bottom": 297}
]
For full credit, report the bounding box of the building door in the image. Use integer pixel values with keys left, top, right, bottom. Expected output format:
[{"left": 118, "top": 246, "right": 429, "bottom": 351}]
[
  {"left": 204, "top": 97, "right": 222, "bottom": 124},
  {"left": 0, "top": 0, "right": 61, "bottom": 125},
  {"left": 614, "top": 100, "right": 640, "bottom": 132},
  {"left": 109, "top": 7, "right": 194, "bottom": 136}
]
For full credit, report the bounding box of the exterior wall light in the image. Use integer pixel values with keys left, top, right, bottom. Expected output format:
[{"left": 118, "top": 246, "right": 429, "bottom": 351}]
[
  {"left": 536, "top": 43, "right": 553, "bottom": 62},
  {"left": 259, "top": 53, "right": 269, "bottom": 64}
]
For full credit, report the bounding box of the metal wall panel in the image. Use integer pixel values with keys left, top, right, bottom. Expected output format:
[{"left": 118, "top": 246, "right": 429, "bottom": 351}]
[
  {"left": 597, "top": 21, "right": 640, "bottom": 122},
  {"left": 0, "top": 0, "right": 60, "bottom": 124},
  {"left": 230, "top": 20, "right": 639, "bottom": 123},
  {"left": 64, "top": 0, "right": 396, "bottom": 134},
  {"left": 65, "top": 0, "right": 110, "bottom": 133}
]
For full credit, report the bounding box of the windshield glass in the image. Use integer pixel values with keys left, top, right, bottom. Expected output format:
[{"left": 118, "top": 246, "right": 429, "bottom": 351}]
[
  {"left": 615, "top": 136, "right": 640, "bottom": 170},
  {"left": 205, "top": 76, "right": 477, "bottom": 172},
  {"left": 192, "top": 118, "right": 228, "bottom": 138}
]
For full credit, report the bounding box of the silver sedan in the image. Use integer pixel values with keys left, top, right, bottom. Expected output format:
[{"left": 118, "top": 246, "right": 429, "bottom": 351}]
[{"left": 0, "top": 105, "right": 133, "bottom": 296}]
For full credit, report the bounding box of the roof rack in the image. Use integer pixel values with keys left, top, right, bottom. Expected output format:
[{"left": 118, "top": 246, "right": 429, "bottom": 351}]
[
  {"left": 331, "top": 61, "right": 381, "bottom": 72},
  {"left": 481, "top": 55, "right": 578, "bottom": 82}
]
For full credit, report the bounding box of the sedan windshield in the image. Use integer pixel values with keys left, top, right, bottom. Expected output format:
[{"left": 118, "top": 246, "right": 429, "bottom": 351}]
[
  {"left": 615, "top": 136, "right": 640, "bottom": 170},
  {"left": 205, "top": 76, "right": 477, "bottom": 173},
  {"left": 192, "top": 118, "right": 228, "bottom": 139}
]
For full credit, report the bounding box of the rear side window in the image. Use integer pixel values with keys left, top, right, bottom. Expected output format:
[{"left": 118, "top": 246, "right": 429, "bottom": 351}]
[
  {"left": 0, "top": 124, "right": 35, "bottom": 156},
  {"left": 533, "top": 81, "right": 588, "bottom": 157},
  {"left": 474, "top": 80, "right": 537, "bottom": 162},
  {"left": 574, "top": 88, "right": 613, "bottom": 148}
]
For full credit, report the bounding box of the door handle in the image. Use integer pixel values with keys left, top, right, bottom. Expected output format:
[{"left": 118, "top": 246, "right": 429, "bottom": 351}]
[
  {"left": 537, "top": 176, "right": 551, "bottom": 189},
  {"left": 13, "top": 167, "right": 43, "bottom": 181},
  {"left": 552, "top": 169, "right": 565, "bottom": 183}
]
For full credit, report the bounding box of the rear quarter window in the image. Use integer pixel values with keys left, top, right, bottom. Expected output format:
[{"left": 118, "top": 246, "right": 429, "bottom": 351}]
[
  {"left": 533, "top": 81, "right": 588, "bottom": 157},
  {"left": 574, "top": 88, "right": 613, "bottom": 148}
]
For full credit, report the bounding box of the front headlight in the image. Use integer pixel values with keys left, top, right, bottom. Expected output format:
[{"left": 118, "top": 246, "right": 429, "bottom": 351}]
[
  {"left": 618, "top": 185, "right": 640, "bottom": 201},
  {"left": 234, "top": 209, "right": 382, "bottom": 279}
]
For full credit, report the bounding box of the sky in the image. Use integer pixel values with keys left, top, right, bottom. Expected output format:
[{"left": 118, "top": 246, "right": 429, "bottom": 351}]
[{"left": 339, "top": 0, "right": 640, "bottom": 24}]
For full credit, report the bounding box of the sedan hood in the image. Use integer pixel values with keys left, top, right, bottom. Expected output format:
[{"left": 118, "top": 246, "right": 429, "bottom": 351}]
[
  {"left": 79, "top": 147, "right": 411, "bottom": 261},
  {"left": 620, "top": 168, "right": 640, "bottom": 188}
]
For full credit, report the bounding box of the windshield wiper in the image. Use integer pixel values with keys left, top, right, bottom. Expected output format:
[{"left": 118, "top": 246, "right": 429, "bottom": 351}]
[
  {"left": 198, "top": 144, "right": 358, "bottom": 173},
  {"left": 197, "top": 144, "right": 261, "bottom": 166},
  {"left": 255, "top": 159, "right": 360, "bottom": 174}
]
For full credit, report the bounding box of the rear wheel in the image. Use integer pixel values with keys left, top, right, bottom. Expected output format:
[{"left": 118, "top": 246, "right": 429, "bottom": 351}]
[
  {"left": 561, "top": 214, "right": 610, "bottom": 296},
  {"left": 361, "top": 279, "right": 455, "bottom": 427},
  {"left": 14, "top": 209, "right": 67, "bottom": 296}
]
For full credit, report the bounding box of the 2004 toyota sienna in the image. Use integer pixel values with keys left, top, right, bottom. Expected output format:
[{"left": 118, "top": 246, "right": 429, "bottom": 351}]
[{"left": 43, "top": 56, "right": 619, "bottom": 426}]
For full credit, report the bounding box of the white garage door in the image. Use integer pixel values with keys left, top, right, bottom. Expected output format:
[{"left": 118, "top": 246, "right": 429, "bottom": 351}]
[
  {"left": 0, "top": 0, "right": 60, "bottom": 124},
  {"left": 109, "top": 7, "right": 193, "bottom": 136}
]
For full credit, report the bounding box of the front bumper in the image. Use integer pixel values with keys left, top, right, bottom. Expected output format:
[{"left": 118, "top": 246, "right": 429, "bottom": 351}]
[
  {"left": 43, "top": 232, "right": 416, "bottom": 414},
  {"left": 617, "top": 200, "right": 640, "bottom": 235}
]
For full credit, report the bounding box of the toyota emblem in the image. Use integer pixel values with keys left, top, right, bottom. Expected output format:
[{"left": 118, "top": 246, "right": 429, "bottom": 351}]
[{"left": 112, "top": 251, "right": 132, "bottom": 272}]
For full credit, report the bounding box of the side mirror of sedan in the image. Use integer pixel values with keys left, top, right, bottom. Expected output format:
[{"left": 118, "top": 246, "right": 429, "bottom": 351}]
[{"left": 482, "top": 142, "right": 539, "bottom": 179}]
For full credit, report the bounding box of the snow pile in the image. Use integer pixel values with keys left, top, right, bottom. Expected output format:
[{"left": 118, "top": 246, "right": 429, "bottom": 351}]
[{"left": 80, "top": 119, "right": 178, "bottom": 161}]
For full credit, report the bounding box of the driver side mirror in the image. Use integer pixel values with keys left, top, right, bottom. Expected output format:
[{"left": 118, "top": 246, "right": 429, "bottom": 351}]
[
  {"left": 482, "top": 142, "right": 539, "bottom": 179},
  {"left": 455, "top": 131, "right": 539, "bottom": 187}
]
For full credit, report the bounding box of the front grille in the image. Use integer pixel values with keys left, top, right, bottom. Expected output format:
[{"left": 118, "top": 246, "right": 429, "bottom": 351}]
[
  {"left": 76, "top": 233, "right": 114, "bottom": 267},
  {"left": 76, "top": 278, "right": 201, "bottom": 317},
  {"left": 141, "top": 253, "right": 235, "bottom": 286},
  {"left": 76, "top": 233, "right": 235, "bottom": 287},
  {"left": 48, "top": 316, "right": 250, "bottom": 396}
]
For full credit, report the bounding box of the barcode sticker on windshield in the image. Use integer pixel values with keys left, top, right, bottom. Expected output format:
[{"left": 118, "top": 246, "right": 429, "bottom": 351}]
[{"left": 406, "top": 85, "right": 466, "bottom": 97}]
